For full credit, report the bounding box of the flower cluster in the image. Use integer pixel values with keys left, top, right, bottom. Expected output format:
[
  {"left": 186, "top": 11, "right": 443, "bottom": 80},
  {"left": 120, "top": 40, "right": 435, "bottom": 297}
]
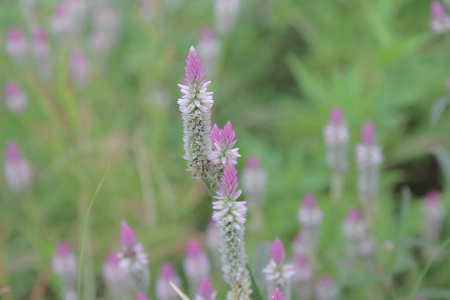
[
  {"left": 297, "top": 194, "right": 323, "bottom": 239},
  {"left": 178, "top": 46, "right": 215, "bottom": 180},
  {"left": 183, "top": 239, "right": 211, "bottom": 294},
  {"left": 118, "top": 221, "right": 150, "bottom": 293},
  {"left": 430, "top": 1, "right": 450, "bottom": 34},
  {"left": 342, "top": 208, "right": 374, "bottom": 257},
  {"left": 156, "top": 262, "right": 182, "bottom": 300},
  {"left": 103, "top": 252, "right": 131, "bottom": 298},
  {"left": 270, "top": 288, "right": 284, "bottom": 300},
  {"left": 212, "top": 163, "right": 251, "bottom": 300},
  {"left": 263, "top": 238, "right": 295, "bottom": 300},
  {"left": 4, "top": 141, "right": 33, "bottom": 192},
  {"left": 355, "top": 121, "right": 383, "bottom": 203},
  {"left": 210, "top": 121, "right": 240, "bottom": 169},
  {"left": 52, "top": 241, "right": 78, "bottom": 300},
  {"left": 195, "top": 277, "right": 217, "bottom": 300}
]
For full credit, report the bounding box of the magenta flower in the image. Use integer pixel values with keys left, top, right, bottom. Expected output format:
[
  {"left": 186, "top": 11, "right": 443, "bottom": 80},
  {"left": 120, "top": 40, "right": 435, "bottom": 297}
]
[
  {"left": 297, "top": 194, "right": 322, "bottom": 238},
  {"left": 5, "top": 28, "right": 28, "bottom": 62},
  {"left": 323, "top": 107, "right": 349, "bottom": 175},
  {"left": 137, "top": 291, "right": 150, "bottom": 300},
  {"left": 52, "top": 241, "right": 78, "bottom": 298},
  {"left": 270, "top": 288, "right": 284, "bottom": 300},
  {"left": 183, "top": 239, "right": 210, "bottom": 294},
  {"left": 263, "top": 238, "right": 294, "bottom": 300},
  {"left": 209, "top": 121, "right": 241, "bottom": 168},
  {"left": 355, "top": 120, "right": 383, "bottom": 203},
  {"left": 212, "top": 163, "right": 251, "bottom": 299},
  {"left": 315, "top": 275, "right": 339, "bottom": 300},
  {"left": 69, "top": 49, "right": 90, "bottom": 88},
  {"left": 342, "top": 208, "right": 366, "bottom": 241},
  {"left": 195, "top": 277, "right": 217, "bottom": 300},
  {"left": 156, "top": 262, "right": 182, "bottom": 300},
  {"left": 51, "top": 2, "right": 77, "bottom": 38},
  {"left": 4, "top": 141, "right": 32, "bottom": 192},
  {"left": 178, "top": 46, "right": 214, "bottom": 180},
  {"left": 4, "top": 81, "right": 28, "bottom": 113},
  {"left": 431, "top": 1, "right": 450, "bottom": 33},
  {"left": 103, "top": 252, "right": 130, "bottom": 298},
  {"left": 118, "top": 221, "right": 150, "bottom": 292},
  {"left": 422, "top": 190, "right": 446, "bottom": 240}
]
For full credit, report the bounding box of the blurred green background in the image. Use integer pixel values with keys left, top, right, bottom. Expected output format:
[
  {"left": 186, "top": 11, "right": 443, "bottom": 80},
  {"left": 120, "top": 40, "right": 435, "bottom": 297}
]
[{"left": 1, "top": 0, "right": 450, "bottom": 299}]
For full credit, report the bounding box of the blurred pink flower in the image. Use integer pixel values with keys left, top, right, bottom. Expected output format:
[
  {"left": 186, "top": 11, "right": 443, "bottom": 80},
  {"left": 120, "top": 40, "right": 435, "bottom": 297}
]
[
  {"left": 194, "top": 277, "right": 217, "bottom": 300},
  {"left": 430, "top": 1, "right": 450, "bottom": 33},
  {"left": 103, "top": 252, "right": 130, "bottom": 298},
  {"left": 4, "top": 81, "right": 28, "bottom": 113},
  {"left": 183, "top": 239, "right": 210, "bottom": 293},
  {"left": 315, "top": 275, "right": 339, "bottom": 300},
  {"left": 6, "top": 28, "right": 28, "bottom": 62},
  {"left": 4, "top": 141, "right": 32, "bottom": 192},
  {"left": 156, "top": 262, "right": 182, "bottom": 300}
]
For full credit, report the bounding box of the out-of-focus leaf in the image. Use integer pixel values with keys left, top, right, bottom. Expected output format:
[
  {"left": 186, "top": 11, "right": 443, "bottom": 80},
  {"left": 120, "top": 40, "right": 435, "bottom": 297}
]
[
  {"left": 430, "top": 96, "right": 449, "bottom": 125},
  {"left": 433, "top": 145, "right": 450, "bottom": 186},
  {"left": 417, "top": 289, "right": 450, "bottom": 299}
]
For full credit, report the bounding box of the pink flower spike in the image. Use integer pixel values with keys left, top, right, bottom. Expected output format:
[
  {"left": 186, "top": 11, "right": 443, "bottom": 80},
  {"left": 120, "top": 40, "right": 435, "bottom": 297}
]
[
  {"left": 6, "top": 141, "right": 22, "bottom": 162},
  {"left": 432, "top": 1, "right": 446, "bottom": 20},
  {"left": 187, "top": 239, "right": 202, "bottom": 258},
  {"left": 56, "top": 241, "right": 72, "bottom": 257},
  {"left": 425, "top": 189, "right": 441, "bottom": 204},
  {"left": 270, "top": 288, "right": 284, "bottom": 300},
  {"left": 160, "top": 262, "right": 176, "bottom": 280},
  {"left": 185, "top": 46, "right": 204, "bottom": 86},
  {"left": 270, "top": 237, "right": 286, "bottom": 265},
  {"left": 347, "top": 208, "right": 363, "bottom": 222},
  {"left": 106, "top": 252, "right": 120, "bottom": 266},
  {"left": 196, "top": 277, "right": 217, "bottom": 300},
  {"left": 120, "top": 220, "right": 136, "bottom": 249},
  {"left": 329, "top": 107, "right": 343, "bottom": 125},
  {"left": 361, "top": 121, "right": 375, "bottom": 144},
  {"left": 137, "top": 291, "right": 150, "bottom": 300},
  {"left": 302, "top": 194, "right": 317, "bottom": 209},
  {"left": 246, "top": 155, "right": 261, "bottom": 170},
  {"left": 217, "top": 163, "right": 242, "bottom": 200}
]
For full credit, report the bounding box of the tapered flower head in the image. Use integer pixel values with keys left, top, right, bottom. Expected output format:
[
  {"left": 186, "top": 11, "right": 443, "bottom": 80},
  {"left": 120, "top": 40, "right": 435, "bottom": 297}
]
[
  {"left": 4, "top": 81, "right": 28, "bottom": 113},
  {"left": 215, "top": 163, "right": 243, "bottom": 202},
  {"left": 361, "top": 121, "right": 375, "bottom": 144},
  {"left": 120, "top": 221, "right": 137, "bottom": 249},
  {"left": 430, "top": 1, "right": 450, "bottom": 33},
  {"left": 315, "top": 275, "right": 339, "bottom": 300},
  {"left": 52, "top": 240, "right": 78, "bottom": 291},
  {"left": 342, "top": 208, "right": 367, "bottom": 243},
  {"left": 329, "top": 108, "right": 343, "bottom": 125},
  {"left": 118, "top": 221, "right": 149, "bottom": 292},
  {"left": 292, "top": 255, "right": 313, "bottom": 283},
  {"left": 247, "top": 155, "right": 260, "bottom": 169},
  {"left": 103, "top": 252, "right": 130, "bottom": 298},
  {"left": 156, "top": 262, "right": 181, "bottom": 300},
  {"left": 137, "top": 291, "right": 150, "bottom": 300},
  {"left": 4, "top": 141, "right": 32, "bottom": 191},
  {"left": 177, "top": 46, "right": 214, "bottom": 180},
  {"left": 209, "top": 121, "right": 241, "bottom": 167},
  {"left": 184, "top": 239, "right": 210, "bottom": 293},
  {"left": 432, "top": 1, "right": 446, "bottom": 20},
  {"left": 270, "top": 288, "right": 284, "bottom": 300},
  {"left": 270, "top": 237, "right": 286, "bottom": 265},
  {"left": 69, "top": 49, "right": 90, "bottom": 87},
  {"left": 6, "top": 28, "right": 28, "bottom": 62},
  {"left": 31, "top": 28, "right": 49, "bottom": 58},
  {"left": 195, "top": 277, "right": 217, "bottom": 300},
  {"left": 298, "top": 194, "right": 322, "bottom": 238}
]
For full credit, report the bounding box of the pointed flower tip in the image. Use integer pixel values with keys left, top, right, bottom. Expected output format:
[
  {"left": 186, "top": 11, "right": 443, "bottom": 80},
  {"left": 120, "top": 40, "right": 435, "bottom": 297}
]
[
  {"left": 246, "top": 155, "right": 261, "bottom": 170},
  {"left": 198, "top": 277, "right": 215, "bottom": 298},
  {"left": 425, "top": 189, "right": 441, "bottom": 203},
  {"left": 432, "top": 1, "right": 446, "bottom": 19},
  {"left": 270, "top": 288, "right": 284, "bottom": 300},
  {"left": 200, "top": 28, "right": 215, "bottom": 40},
  {"left": 120, "top": 220, "right": 136, "bottom": 248},
  {"left": 187, "top": 239, "right": 202, "bottom": 257},
  {"left": 361, "top": 120, "right": 375, "bottom": 144},
  {"left": 185, "top": 46, "right": 204, "bottom": 85},
  {"left": 189, "top": 45, "right": 197, "bottom": 54},
  {"left": 6, "top": 141, "right": 22, "bottom": 161},
  {"left": 347, "top": 208, "right": 362, "bottom": 222},
  {"left": 136, "top": 291, "right": 150, "bottom": 300},
  {"left": 270, "top": 237, "right": 286, "bottom": 264},
  {"left": 106, "top": 252, "right": 120, "bottom": 266},
  {"left": 161, "top": 262, "right": 176, "bottom": 279},
  {"left": 330, "top": 107, "right": 344, "bottom": 124},
  {"left": 302, "top": 194, "right": 317, "bottom": 209},
  {"left": 56, "top": 240, "right": 71, "bottom": 257}
]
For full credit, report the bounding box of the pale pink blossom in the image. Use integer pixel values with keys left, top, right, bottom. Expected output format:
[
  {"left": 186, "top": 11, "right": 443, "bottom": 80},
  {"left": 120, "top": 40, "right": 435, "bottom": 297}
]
[
  {"left": 4, "top": 81, "right": 28, "bottom": 113},
  {"left": 183, "top": 239, "right": 210, "bottom": 293},
  {"left": 315, "top": 275, "right": 339, "bottom": 300},
  {"left": 297, "top": 194, "right": 322, "bottom": 238},
  {"left": 4, "top": 141, "right": 32, "bottom": 192},
  {"left": 156, "top": 262, "right": 182, "bottom": 300},
  {"left": 195, "top": 277, "right": 217, "bottom": 300},
  {"left": 103, "top": 252, "right": 130, "bottom": 298},
  {"left": 6, "top": 28, "right": 28, "bottom": 62},
  {"left": 430, "top": 1, "right": 450, "bottom": 33}
]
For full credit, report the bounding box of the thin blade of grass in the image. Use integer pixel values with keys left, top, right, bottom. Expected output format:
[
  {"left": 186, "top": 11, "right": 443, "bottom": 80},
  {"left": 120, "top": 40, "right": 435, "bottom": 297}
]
[
  {"left": 408, "top": 236, "right": 450, "bottom": 300},
  {"left": 76, "top": 164, "right": 110, "bottom": 299}
]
